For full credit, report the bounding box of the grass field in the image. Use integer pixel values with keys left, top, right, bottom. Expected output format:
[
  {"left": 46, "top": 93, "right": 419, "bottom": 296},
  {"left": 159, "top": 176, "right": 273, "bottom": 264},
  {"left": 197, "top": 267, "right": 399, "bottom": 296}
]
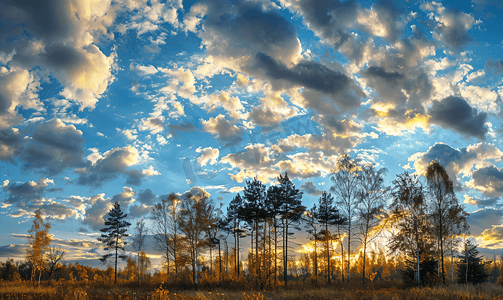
[{"left": 1, "top": 281, "right": 502, "bottom": 300}]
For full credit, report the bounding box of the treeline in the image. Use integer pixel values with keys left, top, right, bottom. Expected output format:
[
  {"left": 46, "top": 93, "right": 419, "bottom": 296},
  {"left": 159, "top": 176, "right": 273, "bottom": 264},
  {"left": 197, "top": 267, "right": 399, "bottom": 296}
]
[
  {"left": 123, "top": 154, "right": 493, "bottom": 288},
  {"left": 1, "top": 155, "right": 501, "bottom": 289}
]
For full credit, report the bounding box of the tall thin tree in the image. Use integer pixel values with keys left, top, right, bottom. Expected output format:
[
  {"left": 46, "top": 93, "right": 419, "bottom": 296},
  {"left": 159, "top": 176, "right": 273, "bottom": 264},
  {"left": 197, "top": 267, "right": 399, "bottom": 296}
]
[
  {"left": 426, "top": 161, "right": 467, "bottom": 284},
  {"left": 97, "top": 201, "right": 131, "bottom": 284},
  {"left": 26, "top": 211, "right": 51, "bottom": 286},
  {"left": 132, "top": 219, "right": 147, "bottom": 284},
  {"left": 152, "top": 193, "right": 183, "bottom": 275},
  {"left": 179, "top": 193, "right": 216, "bottom": 286},
  {"left": 330, "top": 154, "right": 361, "bottom": 282},
  {"left": 312, "top": 191, "right": 345, "bottom": 285},
  {"left": 277, "top": 173, "right": 305, "bottom": 287},
  {"left": 357, "top": 163, "right": 388, "bottom": 284}
]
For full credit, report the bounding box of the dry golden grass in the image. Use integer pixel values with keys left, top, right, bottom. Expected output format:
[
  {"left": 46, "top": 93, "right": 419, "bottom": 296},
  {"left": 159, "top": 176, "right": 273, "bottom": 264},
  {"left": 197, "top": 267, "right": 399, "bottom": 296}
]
[{"left": 1, "top": 281, "right": 502, "bottom": 300}]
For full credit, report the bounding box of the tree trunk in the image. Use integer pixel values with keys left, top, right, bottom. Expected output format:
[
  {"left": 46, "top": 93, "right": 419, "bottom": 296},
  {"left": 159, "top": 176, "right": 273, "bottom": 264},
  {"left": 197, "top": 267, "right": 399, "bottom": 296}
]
[
  {"left": 284, "top": 220, "right": 288, "bottom": 287},
  {"left": 416, "top": 238, "right": 420, "bottom": 285},
  {"left": 440, "top": 235, "right": 445, "bottom": 284},
  {"left": 274, "top": 217, "right": 277, "bottom": 285},
  {"left": 326, "top": 223, "right": 330, "bottom": 285},
  {"left": 115, "top": 236, "right": 118, "bottom": 284},
  {"left": 347, "top": 221, "right": 351, "bottom": 282},
  {"left": 314, "top": 232, "right": 318, "bottom": 277},
  {"left": 234, "top": 229, "right": 238, "bottom": 275},
  {"left": 210, "top": 241, "right": 213, "bottom": 275},
  {"left": 362, "top": 242, "right": 366, "bottom": 285},
  {"left": 218, "top": 239, "right": 222, "bottom": 275}
]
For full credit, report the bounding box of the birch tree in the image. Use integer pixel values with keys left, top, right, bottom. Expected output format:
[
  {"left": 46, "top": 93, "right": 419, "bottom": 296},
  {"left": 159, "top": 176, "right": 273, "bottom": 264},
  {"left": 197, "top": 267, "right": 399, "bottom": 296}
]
[
  {"left": 26, "top": 211, "right": 51, "bottom": 286},
  {"left": 330, "top": 154, "right": 360, "bottom": 282}
]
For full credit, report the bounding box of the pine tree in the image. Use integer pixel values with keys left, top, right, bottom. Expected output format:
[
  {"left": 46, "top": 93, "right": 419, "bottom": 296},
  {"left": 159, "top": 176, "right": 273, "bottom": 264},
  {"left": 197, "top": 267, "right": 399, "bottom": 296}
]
[
  {"left": 241, "top": 177, "right": 267, "bottom": 281},
  {"left": 276, "top": 173, "right": 305, "bottom": 287},
  {"left": 457, "top": 239, "right": 488, "bottom": 285},
  {"left": 312, "top": 191, "right": 345, "bottom": 284},
  {"left": 97, "top": 201, "right": 131, "bottom": 284}
]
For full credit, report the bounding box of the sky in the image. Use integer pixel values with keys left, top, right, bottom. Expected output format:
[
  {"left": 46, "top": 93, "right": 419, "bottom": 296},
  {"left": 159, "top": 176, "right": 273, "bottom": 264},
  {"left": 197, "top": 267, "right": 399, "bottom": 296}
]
[{"left": 1, "top": 0, "right": 503, "bottom": 270}]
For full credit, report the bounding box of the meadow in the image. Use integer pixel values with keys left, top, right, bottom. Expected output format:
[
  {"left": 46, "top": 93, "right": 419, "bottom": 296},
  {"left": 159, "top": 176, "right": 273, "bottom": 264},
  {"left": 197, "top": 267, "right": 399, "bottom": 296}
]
[{"left": 1, "top": 280, "right": 503, "bottom": 300}]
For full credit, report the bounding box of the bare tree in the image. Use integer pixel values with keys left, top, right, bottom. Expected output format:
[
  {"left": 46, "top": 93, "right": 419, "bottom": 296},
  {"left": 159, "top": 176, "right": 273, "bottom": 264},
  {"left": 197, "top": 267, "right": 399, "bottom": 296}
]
[
  {"left": 152, "top": 193, "right": 183, "bottom": 276},
  {"left": 132, "top": 219, "right": 148, "bottom": 284},
  {"left": 26, "top": 211, "right": 51, "bottom": 286},
  {"left": 46, "top": 247, "right": 66, "bottom": 283},
  {"left": 357, "top": 163, "right": 388, "bottom": 284},
  {"left": 330, "top": 154, "right": 360, "bottom": 282}
]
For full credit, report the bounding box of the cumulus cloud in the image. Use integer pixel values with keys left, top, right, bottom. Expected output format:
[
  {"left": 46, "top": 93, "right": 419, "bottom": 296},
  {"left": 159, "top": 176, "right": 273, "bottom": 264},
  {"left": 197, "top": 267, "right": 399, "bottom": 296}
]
[
  {"left": 129, "top": 203, "right": 153, "bottom": 218},
  {"left": 130, "top": 63, "right": 158, "bottom": 76},
  {"left": 281, "top": 0, "right": 359, "bottom": 49},
  {"left": 248, "top": 92, "right": 297, "bottom": 128},
  {"left": 300, "top": 181, "right": 323, "bottom": 196},
  {"left": 76, "top": 146, "right": 151, "bottom": 187},
  {"left": 221, "top": 143, "right": 340, "bottom": 183},
  {"left": 160, "top": 67, "right": 196, "bottom": 99},
  {"left": 410, "top": 142, "right": 503, "bottom": 189},
  {"left": 111, "top": 186, "right": 136, "bottom": 208},
  {"left": 428, "top": 96, "right": 488, "bottom": 139},
  {"left": 197, "top": 1, "right": 302, "bottom": 66},
  {"left": 476, "top": 225, "right": 503, "bottom": 249},
  {"left": 201, "top": 91, "right": 245, "bottom": 120},
  {"left": 0, "top": 128, "right": 23, "bottom": 162},
  {"left": 2, "top": 178, "right": 76, "bottom": 219},
  {"left": 0, "top": 68, "right": 40, "bottom": 129},
  {"left": 136, "top": 188, "right": 158, "bottom": 205},
  {"left": 21, "top": 119, "right": 86, "bottom": 175},
  {"left": 420, "top": 2, "right": 475, "bottom": 50},
  {"left": 178, "top": 186, "right": 211, "bottom": 200},
  {"left": 202, "top": 115, "right": 245, "bottom": 143},
  {"left": 468, "top": 207, "right": 503, "bottom": 236},
  {"left": 463, "top": 194, "right": 500, "bottom": 208},
  {"left": 0, "top": 0, "right": 118, "bottom": 111},
  {"left": 82, "top": 193, "right": 114, "bottom": 231},
  {"left": 196, "top": 147, "right": 219, "bottom": 166},
  {"left": 467, "top": 166, "right": 503, "bottom": 197}
]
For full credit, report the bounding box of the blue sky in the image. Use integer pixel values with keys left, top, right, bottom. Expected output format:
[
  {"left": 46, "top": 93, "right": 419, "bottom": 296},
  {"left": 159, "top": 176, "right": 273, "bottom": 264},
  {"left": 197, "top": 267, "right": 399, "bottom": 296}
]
[{"left": 1, "top": 0, "right": 503, "bottom": 268}]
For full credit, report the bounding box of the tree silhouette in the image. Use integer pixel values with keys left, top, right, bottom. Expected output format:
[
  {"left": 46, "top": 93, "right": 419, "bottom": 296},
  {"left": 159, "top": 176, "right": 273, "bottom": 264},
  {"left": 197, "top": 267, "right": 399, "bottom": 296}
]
[
  {"left": 276, "top": 172, "right": 305, "bottom": 287},
  {"left": 97, "top": 201, "right": 131, "bottom": 284},
  {"left": 241, "top": 177, "right": 267, "bottom": 281},
  {"left": 426, "top": 161, "right": 458, "bottom": 283},
  {"left": 357, "top": 163, "right": 388, "bottom": 284},
  {"left": 179, "top": 193, "right": 216, "bottom": 286},
  {"left": 330, "top": 154, "right": 360, "bottom": 282},
  {"left": 224, "top": 193, "right": 246, "bottom": 276},
  {"left": 388, "top": 172, "right": 431, "bottom": 286},
  {"left": 46, "top": 247, "right": 66, "bottom": 283},
  {"left": 312, "top": 191, "right": 345, "bottom": 284},
  {"left": 152, "top": 193, "right": 183, "bottom": 275}
]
